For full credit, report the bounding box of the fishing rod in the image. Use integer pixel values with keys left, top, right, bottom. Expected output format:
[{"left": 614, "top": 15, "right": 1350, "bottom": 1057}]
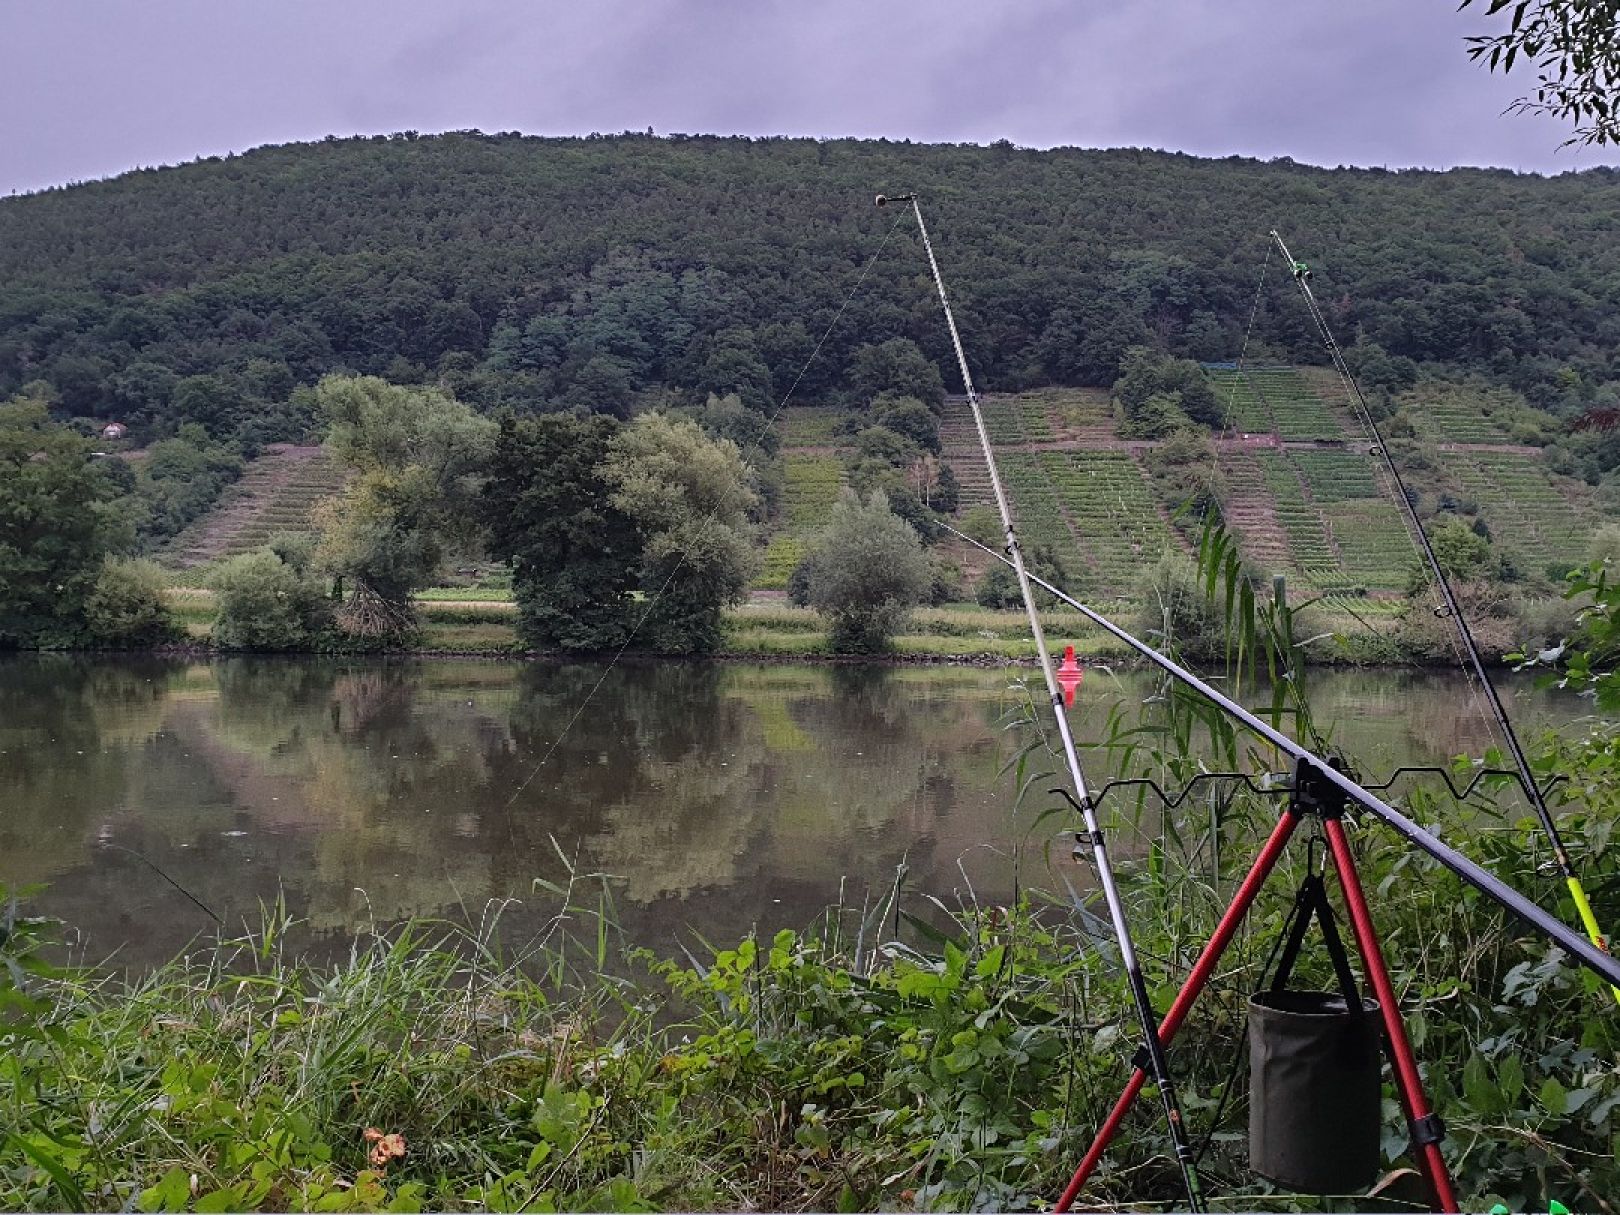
[
  {"left": 937, "top": 522, "right": 1619, "bottom": 1212},
  {"left": 933, "top": 515, "right": 1620, "bottom": 990},
  {"left": 1269, "top": 229, "right": 1618, "bottom": 1000},
  {"left": 879, "top": 191, "right": 1208, "bottom": 1211}
]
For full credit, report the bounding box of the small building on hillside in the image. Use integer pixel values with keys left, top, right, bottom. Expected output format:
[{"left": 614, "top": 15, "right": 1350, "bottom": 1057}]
[{"left": 101, "top": 422, "right": 127, "bottom": 440}]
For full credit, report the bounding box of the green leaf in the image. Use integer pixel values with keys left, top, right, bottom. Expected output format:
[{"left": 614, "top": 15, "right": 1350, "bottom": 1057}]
[
  {"left": 1497, "top": 1053, "right": 1524, "bottom": 1104},
  {"left": 138, "top": 1165, "right": 191, "bottom": 1214},
  {"left": 195, "top": 1185, "right": 245, "bottom": 1213},
  {"left": 10, "top": 1135, "right": 89, "bottom": 1212},
  {"left": 1462, "top": 1053, "right": 1498, "bottom": 1113},
  {"left": 1540, "top": 1076, "right": 1568, "bottom": 1115}
]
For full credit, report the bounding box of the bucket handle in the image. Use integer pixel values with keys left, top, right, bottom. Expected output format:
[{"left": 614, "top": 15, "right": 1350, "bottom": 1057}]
[{"left": 1271, "top": 873, "right": 1365, "bottom": 1016}]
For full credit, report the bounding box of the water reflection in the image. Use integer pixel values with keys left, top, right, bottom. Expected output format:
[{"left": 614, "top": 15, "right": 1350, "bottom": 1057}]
[{"left": 0, "top": 655, "right": 1589, "bottom": 969}]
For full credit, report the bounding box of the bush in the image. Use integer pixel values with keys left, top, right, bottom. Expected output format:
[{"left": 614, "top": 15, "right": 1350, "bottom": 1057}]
[
  {"left": 1133, "top": 553, "right": 1226, "bottom": 661},
  {"left": 976, "top": 543, "right": 1068, "bottom": 609},
  {"left": 927, "top": 556, "right": 965, "bottom": 606},
  {"left": 209, "top": 548, "right": 331, "bottom": 651},
  {"left": 803, "top": 490, "right": 930, "bottom": 652},
  {"left": 960, "top": 505, "right": 1003, "bottom": 548},
  {"left": 84, "top": 558, "right": 179, "bottom": 647}
]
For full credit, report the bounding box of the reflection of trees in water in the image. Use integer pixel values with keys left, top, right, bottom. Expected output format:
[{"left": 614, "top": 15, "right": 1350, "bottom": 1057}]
[
  {"left": 0, "top": 656, "right": 183, "bottom": 886},
  {"left": 492, "top": 662, "right": 749, "bottom": 902},
  {"left": 3, "top": 656, "right": 1581, "bottom": 970}
]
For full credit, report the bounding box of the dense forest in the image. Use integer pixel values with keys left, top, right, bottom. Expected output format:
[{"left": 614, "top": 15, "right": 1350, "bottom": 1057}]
[{"left": 3, "top": 131, "right": 1619, "bottom": 446}]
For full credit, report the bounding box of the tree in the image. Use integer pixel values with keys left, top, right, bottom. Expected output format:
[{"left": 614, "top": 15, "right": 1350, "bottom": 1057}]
[
  {"left": 314, "top": 375, "right": 495, "bottom": 634},
  {"left": 0, "top": 400, "right": 125, "bottom": 646},
  {"left": 482, "top": 413, "right": 641, "bottom": 651},
  {"left": 602, "top": 412, "right": 759, "bottom": 653},
  {"left": 1460, "top": 0, "right": 1620, "bottom": 146},
  {"left": 976, "top": 543, "right": 1071, "bottom": 609},
  {"left": 847, "top": 339, "right": 946, "bottom": 412},
  {"left": 1429, "top": 518, "right": 1495, "bottom": 580},
  {"left": 1113, "top": 346, "right": 1222, "bottom": 432},
  {"left": 871, "top": 394, "right": 941, "bottom": 453},
  {"left": 802, "top": 489, "right": 930, "bottom": 652}
]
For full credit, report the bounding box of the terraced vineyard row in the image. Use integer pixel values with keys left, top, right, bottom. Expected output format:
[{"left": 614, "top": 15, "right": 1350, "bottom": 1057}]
[
  {"left": 1248, "top": 450, "right": 1411, "bottom": 593},
  {"left": 1041, "top": 452, "right": 1180, "bottom": 593},
  {"left": 161, "top": 446, "right": 348, "bottom": 569},
  {"left": 1204, "top": 366, "right": 1273, "bottom": 433},
  {"left": 756, "top": 455, "right": 847, "bottom": 589},
  {"left": 782, "top": 456, "right": 844, "bottom": 528},
  {"left": 997, "top": 453, "right": 1078, "bottom": 567},
  {"left": 777, "top": 406, "right": 843, "bottom": 448},
  {"left": 1404, "top": 390, "right": 1512, "bottom": 444},
  {"left": 1439, "top": 451, "right": 1596, "bottom": 576},
  {"left": 1256, "top": 452, "right": 1340, "bottom": 584},
  {"left": 1289, "top": 449, "right": 1380, "bottom": 503},
  {"left": 1328, "top": 501, "right": 1416, "bottom": 591},
  {"left": 1246, "top": 366, "right": 1347, "bottom": 440}
]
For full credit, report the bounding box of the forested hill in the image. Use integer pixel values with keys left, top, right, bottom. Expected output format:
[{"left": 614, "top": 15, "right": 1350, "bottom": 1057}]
[{"left": 4, "top": 131, "right": 1619, "bottom": 440}]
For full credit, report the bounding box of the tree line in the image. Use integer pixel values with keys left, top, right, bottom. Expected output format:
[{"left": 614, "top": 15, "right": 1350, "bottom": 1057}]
[
  {"left": 2, "top": 132, "right": 1617, "bottom": 456},
  {"left": 0, "top": 375, "right": 939, "bottom": 655}
]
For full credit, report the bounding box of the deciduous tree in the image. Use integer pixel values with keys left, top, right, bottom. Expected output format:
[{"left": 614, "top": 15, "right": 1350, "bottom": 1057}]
[
  {"left": 602, "top": 412, "right": 759, "bottom": 653},
  {"left": 801, "top": 489, "right": 930, "bottom": 652}
]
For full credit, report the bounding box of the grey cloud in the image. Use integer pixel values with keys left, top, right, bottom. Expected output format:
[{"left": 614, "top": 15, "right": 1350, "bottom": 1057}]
[{"left": 2, "top": 0, "right": 1614, "bottom": 197}]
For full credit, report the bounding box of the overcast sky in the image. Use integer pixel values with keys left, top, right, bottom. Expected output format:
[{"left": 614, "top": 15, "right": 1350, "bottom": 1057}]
[{"left": 3, "top": 0, "right": 1614, "bottom": 196}]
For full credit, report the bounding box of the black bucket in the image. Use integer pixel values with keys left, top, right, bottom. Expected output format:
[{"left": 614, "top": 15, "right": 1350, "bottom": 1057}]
[{"left": 1248, "top": 988, "right": 1383, "bottom": 1194}]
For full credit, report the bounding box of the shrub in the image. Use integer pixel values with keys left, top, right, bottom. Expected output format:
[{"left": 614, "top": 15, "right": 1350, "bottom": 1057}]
[
  {"left": 1134, "top": 552, "right": 1226, "bottom": 661},
  {"left": 84, "top": 558, "right": 179, "bottom": 647},
  {"left": 803, "top": 490, "right": 930, "bottom": 652},
  {"left": 209, "top": 548, "right": 331, "bottom": 650},
  {"left": 976, "top": 543, "right": 1068, "bottom": 609}
]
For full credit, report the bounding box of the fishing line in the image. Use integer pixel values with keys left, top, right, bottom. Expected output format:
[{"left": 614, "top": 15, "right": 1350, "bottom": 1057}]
[
  {"left": 884, "top": 191, "right": 1208, "bottom": 1211},
  {"left": 1269, "top": 228, "right": 1618, "bottom": 997},
  {"left": 97, "top": 842, "right": 222, "bottom": 924},
  {"left": 499, "top": 207, "right": 909, "bottom": 811}
]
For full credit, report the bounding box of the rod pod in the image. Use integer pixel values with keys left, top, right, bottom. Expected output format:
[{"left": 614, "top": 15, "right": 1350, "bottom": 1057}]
[
  {"left": 1269, "top": 229, "right": 1618, "bottom": 1003},
  {"left": 885, "top": 192, "right": 1207, "bottom": 1211}
]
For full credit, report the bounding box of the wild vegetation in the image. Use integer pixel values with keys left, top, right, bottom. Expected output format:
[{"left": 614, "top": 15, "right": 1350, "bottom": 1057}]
[{"left": 5, "top": 545, "right": 1620, "bottom": 1213}]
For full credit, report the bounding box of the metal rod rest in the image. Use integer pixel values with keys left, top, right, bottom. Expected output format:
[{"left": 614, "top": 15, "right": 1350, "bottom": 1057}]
[{"left": 940, "top": 519, "right": 1620, "bottom": 989}]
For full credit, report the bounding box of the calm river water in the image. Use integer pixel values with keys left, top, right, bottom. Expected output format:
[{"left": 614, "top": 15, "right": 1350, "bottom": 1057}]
[{"left": 0, "top": 654, "right": 1593, "bottom": 969}]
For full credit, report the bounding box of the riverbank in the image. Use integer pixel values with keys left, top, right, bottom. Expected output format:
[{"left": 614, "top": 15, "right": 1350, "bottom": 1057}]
[
  {"left": 151, "top": 587, "right": 1444, "bottom": 666},
  {"left": 5, "top": 780, "right": 1615, "bottom": 1214}
]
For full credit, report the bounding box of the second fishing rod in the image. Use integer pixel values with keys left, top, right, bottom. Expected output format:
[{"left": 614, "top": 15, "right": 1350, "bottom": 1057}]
[
  {"left": 1269, "top": 228, "right": 1618, "bottom": 1000},
  {"left": 879, "top": 190, "right": 1208, "bottom": 1212}
]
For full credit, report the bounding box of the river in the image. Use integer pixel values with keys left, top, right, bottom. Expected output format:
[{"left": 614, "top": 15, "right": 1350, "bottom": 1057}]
[{"left": 0, "top": 654, "right": 1593, "bottom": 970}]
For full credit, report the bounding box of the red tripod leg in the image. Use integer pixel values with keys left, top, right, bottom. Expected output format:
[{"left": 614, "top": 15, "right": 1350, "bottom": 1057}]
[
  {"left": 1054, "top": 808, "right": 1302, "bottom": 1212},
  {"left": 1324, "top": 818, "right": 1460, "bottom": 1214}
]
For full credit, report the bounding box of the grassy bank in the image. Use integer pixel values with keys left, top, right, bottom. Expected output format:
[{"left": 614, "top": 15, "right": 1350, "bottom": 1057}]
[{"left": 157, "top": 588, "right": 1437, "bottom": 666}]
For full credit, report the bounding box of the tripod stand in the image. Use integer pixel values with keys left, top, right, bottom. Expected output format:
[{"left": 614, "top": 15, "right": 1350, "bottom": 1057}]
[{"left": 1055, "top": 757, "right": 1458, "bottom": 1212}]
